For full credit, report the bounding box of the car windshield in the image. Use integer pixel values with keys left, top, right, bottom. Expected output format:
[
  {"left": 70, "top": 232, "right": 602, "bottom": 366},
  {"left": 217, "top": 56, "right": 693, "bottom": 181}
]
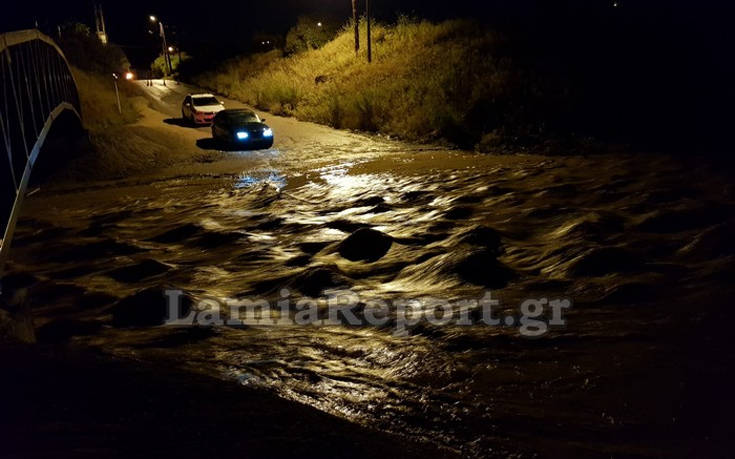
[
  {"left": 224, "top": 112, "right": 260, "bottom": 124},
  {"left": 192, "top": 97, "right": 219, "bottom": 106}
]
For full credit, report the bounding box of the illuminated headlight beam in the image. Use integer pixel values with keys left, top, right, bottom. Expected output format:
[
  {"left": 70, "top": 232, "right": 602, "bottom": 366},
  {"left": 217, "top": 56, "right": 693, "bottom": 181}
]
[
  {"left": 263, "top": 128, "right": 273, "bottom": 137},
  {"left": 236, "top": 131, "right": 249, "bottom": 140}
]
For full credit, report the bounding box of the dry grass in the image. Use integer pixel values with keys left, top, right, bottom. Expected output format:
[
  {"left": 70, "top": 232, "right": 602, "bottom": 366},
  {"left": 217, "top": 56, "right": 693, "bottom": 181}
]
[
  {"left": 72, "top": 67, "right": 145, "bottom": 132},
  {"left": 63, "top": 68, "right": 172, "bottom": 180},
  {"left": 193, "top": 19, "right": 526, "bottom": 148}
]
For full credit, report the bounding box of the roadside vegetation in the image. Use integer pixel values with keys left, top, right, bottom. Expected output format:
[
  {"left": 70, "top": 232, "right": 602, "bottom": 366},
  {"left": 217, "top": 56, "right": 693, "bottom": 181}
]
[
  {"left": 59, "top": 23, "right": 144, "bottom": 132},
  {"left": 194, "top": 19, "right": 536, "bottom": 151},
  {"left": 190, "top": 10, "right": 729, "bottom": 155},
  {"left": 150, "top": 52, "right": 191, "bottom": 79},
  {"left": 284, "top": 15, "right": 342, "bottom": 55},
  {"left": 56, "top": 23, "right": 173, "bottom": 179},
  {"left": 72, "top": 67, "right": 143, "bottom": 131},
  {"left": 69, "top": 66, "right": 160, "bottom": 179}
]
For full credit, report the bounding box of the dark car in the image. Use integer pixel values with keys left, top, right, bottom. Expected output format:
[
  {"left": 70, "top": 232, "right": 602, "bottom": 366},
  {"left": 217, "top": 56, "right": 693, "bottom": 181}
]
[{"left": 211, "top": 109, "right": 274, "bottom": 149}]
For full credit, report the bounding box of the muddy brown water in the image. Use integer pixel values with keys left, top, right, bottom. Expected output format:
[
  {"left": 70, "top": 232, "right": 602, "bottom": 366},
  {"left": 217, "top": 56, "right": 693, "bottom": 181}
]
[{"left": 4, "top": 141, "right": 735, "bottom": 457}]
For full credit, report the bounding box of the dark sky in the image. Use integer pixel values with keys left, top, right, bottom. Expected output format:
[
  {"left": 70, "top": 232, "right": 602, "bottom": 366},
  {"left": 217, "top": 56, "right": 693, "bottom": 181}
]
[
  {"left": 1, "top": 1, "right": 732, "bottom": 69},
  {"left": 1, "top": 1, "right": 511, "bottom": 65},
  {"left": 1, "top": 1, "right": 707, "bottom": 43},
  {"left": 2, "top": 0, "right": 489, "bottom": 38}
]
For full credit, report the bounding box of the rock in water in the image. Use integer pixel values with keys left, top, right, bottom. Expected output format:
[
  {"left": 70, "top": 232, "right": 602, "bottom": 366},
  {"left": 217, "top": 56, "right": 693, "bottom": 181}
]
[
  {"left": 455, "top": 250, "right": 517, "bottom": 289},
  {"left": 112, "top": 287, "right": 193, "bottom": 327},
  {"left": 458, "top": 225, "right": 503, "bottom": 255},
  {"left": 291, "top": 266, "right": 349, "bottom": 297},
  {"left": 338, "top": 228, "right": 393, "bottom": 262},
  {"left": 105, "top": 259, "right": 171, "bottom": 283}
]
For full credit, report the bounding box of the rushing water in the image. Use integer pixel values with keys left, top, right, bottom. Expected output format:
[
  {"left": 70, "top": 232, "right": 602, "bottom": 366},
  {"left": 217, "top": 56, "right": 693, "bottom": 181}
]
[{"left": 5, "top": 145, "right": 735, "bottom": 457}]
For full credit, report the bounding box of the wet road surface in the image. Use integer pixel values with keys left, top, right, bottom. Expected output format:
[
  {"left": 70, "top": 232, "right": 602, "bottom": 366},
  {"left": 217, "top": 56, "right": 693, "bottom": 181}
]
[{"left": 4, "top": 80, "right": 735, "bottom": 457}]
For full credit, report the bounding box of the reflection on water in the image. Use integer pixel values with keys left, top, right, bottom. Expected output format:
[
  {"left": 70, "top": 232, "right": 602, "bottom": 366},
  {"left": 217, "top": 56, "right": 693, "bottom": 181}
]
[
  {"left": 235, "top": 169, "right": 287, "bottom": 191},
  {"left": 7, "top": 151, "right": 735, "bottom": 456}
]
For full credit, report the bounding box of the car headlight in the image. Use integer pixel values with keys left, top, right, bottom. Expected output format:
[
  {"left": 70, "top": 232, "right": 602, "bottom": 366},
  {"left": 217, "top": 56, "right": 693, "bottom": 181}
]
[
  {"left": 263, "top": 128, "right": 273, "bottom": 137},
  {"left": 236, "top": 131, "right": 249, "bottom": 140}
]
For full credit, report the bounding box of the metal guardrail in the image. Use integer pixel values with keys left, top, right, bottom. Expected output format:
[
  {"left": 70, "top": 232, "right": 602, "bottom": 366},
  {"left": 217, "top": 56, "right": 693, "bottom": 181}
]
[{"left": 0, "top": 30, "right": 81, "bottom": 274}]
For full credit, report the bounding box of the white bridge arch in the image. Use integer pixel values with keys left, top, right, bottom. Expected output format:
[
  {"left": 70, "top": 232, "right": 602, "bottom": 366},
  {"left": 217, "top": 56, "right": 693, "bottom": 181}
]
[{"left": 0, "top": 29, "right": 81, "bottom": 267}]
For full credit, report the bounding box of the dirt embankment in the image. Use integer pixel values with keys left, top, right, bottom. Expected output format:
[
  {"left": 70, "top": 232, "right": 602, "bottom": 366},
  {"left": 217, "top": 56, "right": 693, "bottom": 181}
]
[{"left": 65, "top": 69, "right": 221, "bottom": 181}]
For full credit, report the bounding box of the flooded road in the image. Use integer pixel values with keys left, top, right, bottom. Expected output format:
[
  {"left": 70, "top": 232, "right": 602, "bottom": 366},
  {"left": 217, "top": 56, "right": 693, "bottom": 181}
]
[{"left": 5, "top": 82, "right": 735, "bottom": 457}]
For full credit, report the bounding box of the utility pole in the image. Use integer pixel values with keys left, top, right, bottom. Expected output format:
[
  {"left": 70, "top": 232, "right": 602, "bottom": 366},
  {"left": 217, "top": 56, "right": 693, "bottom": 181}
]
[
  {"left": 149, "top": 16, "right": 172, "bottom": 85},
  {"left": 366, "top": 0, "right": 372, "bottom": 63},
  {"left": 160, "top": 22, "right": 172, "bottom": 75},
  {"left": 94, "top": 3, "right": 108, "bottom": 45},
  {"left": 352, "top": 0, "right": 359, "bottom": 55},
  {"left": 173, "top": 24, "right": 183, "bottom": 84}
]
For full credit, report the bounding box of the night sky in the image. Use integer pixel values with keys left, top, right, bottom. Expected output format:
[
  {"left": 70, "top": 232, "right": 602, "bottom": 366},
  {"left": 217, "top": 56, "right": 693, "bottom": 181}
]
[
  {"left": 2, "top": 0, "right": 515, "bottom": 66},
  {"left": 1, "top": 1, "right": 733, "bottom": 71},
  {"left": 2, "top": 1, "right": 723, "bottom": 44}
]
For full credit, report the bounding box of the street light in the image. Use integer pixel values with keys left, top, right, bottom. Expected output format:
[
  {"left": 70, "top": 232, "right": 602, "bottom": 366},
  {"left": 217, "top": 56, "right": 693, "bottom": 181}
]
[{"left": 149, "top": 14, "right": 172, "bottom": 82}]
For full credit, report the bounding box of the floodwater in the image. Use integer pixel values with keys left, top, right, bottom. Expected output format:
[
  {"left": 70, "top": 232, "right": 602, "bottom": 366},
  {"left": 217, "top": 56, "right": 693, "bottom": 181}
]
[{"left": 4, "top": 83, "right": 735, "bottom": 457}]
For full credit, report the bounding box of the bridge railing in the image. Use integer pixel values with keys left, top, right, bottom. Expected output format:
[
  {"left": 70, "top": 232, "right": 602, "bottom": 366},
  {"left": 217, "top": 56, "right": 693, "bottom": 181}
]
[{"left": 0, "top": 29, "right": 82, "bottom": 270}]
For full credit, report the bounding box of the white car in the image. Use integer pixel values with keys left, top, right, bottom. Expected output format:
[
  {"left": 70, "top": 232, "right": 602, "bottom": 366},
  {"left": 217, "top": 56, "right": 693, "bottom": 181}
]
[{"left": 181, "top": 94, "right": 225, "bottom": 125}]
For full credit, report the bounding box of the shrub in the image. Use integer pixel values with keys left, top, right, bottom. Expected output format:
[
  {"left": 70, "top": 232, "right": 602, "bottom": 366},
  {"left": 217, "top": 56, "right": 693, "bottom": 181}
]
[
  {"left": 58, "top": 23, "right": 130, "bottom": 75},
  {"left": 151, "top": 52, "right": 190, "bottom": 78},
  {"left": 192, "top": 18, "right": 541, "bottom": 148},
  {"left": 285, "top": 15, "right": 341, "bottom": 55}
]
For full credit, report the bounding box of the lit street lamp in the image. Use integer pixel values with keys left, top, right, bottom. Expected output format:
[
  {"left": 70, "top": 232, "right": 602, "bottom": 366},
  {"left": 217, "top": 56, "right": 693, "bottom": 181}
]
[{"left": 149, "top": 15, "right": 172, "bottom": 83}]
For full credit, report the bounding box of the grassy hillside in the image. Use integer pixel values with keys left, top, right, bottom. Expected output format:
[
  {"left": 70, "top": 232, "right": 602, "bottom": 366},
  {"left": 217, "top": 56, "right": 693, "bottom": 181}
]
[
  {"left": 193, "top": 19, "right": 550, "bottom": 151},
  {"left": 72, "top": 67, "right": 143, "bottom": 131},
  {"left": 68, "top": 68, "right": 221, "bottom": 180},
  {"left": 62, "top": 68, "right": 168, "bottom": 180}
]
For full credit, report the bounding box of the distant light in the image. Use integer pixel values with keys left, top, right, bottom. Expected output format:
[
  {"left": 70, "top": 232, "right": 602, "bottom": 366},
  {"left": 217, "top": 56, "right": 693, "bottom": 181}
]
[
  {"left": 236, "top": 131, "right": 249, "bottom": 140},
  {"left": 125, "top": 72, "right": 134, "bottom": 80},
  {"left": 149, "top": 15, "right": 157, "bottom": 22},
  {"left": 263, "top": 128, "right": 273, "bottom": 137},
  {"left": 317, "top": 22, "right": 323, "bottom": 27},
  {"left": 612, "top": 2, "right": 619, "bottom": 6},
  {"left": 168, "top": 46, "right": 174, "bottom": 52}
]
